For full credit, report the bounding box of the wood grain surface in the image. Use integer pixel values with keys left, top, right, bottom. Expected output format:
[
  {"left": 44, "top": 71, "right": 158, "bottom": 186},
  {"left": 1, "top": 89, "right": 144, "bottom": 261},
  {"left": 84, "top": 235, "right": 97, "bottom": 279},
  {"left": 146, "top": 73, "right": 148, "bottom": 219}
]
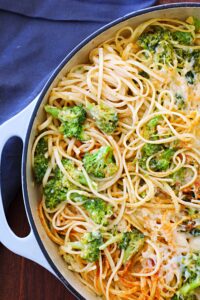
[{"left": 1, "top": 0, "right": 200, "bottom": 299}]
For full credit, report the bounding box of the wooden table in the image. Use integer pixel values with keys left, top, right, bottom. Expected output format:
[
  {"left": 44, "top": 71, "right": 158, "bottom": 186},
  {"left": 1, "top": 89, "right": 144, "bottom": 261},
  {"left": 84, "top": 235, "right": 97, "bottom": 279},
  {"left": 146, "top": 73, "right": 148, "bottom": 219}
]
[{"left": 1, "top": 0, "right": 200, "bottom": 299}]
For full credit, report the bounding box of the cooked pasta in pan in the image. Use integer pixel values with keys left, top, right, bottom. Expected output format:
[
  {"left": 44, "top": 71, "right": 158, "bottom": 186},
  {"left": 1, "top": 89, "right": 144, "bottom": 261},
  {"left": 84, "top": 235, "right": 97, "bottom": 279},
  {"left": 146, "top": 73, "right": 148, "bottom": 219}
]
[{"left": 32, "top": 16, "right": 200, "bottom": 299}]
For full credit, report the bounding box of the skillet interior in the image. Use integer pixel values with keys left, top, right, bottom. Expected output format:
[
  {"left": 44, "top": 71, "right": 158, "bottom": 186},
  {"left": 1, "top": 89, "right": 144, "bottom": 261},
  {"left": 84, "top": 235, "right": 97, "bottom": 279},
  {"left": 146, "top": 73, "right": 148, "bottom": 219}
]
[{"left": 24, "top": 4, "right": 200, "bottom": 300}]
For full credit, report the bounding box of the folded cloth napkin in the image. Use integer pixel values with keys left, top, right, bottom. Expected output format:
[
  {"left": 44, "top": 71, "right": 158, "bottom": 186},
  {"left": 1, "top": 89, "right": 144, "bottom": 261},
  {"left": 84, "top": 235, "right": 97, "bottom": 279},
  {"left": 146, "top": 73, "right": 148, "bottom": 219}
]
[{"left": 0, "top": 0, "right": 156, "bottom": 209}]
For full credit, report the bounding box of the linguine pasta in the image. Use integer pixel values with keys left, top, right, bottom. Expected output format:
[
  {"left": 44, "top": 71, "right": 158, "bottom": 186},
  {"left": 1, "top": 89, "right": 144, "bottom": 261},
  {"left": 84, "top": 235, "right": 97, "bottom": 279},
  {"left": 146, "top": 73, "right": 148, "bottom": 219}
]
[{"left": 32, "top": 17, "right": 200, "bottom": 299}]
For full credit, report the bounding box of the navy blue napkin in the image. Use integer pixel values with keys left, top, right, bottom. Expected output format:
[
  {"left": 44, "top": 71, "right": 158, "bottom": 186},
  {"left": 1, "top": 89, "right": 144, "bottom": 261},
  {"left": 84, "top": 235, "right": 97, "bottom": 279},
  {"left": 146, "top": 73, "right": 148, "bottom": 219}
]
[{"left": 0, "top": 0, "right": 156, "bottom": 209}]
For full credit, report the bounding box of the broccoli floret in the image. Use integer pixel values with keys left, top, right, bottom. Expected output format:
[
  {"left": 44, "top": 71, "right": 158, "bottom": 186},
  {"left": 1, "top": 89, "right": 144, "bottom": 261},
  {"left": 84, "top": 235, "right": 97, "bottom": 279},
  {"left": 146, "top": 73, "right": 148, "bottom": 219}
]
[
  {"left": 143, "top": 115, "right": 163, "bottom": 140},
  {"left": 138, "top": 27, "right": 171, "bottom": 51},
  {"left": 176, "top": 49, "right": 200, "bottom": 73},
  {"left": 62, "top": 159, "right": 87, "bottom": 186},
  {"left": 87, "top": 102, "right": 118, "bottom": 134},
  {"left": 172, "top": 31, "right": 193, "bottom": 45},
  {"left": 151, "top": 158, "right": 169, "bottom": 171},
  {"left": 62, "top": 159, "right": 97, "bottom": 190},
  {"left": 43, "top": 162, "right": 74, "bottom": 209},
  {"left": 175, "top": 94, "right": 186, "bottom": 109},
  {"left": 33, "top": 138, "right": 49, "bottom": 183},
  {"left": 139, "top": 143, "right": 162, "bottom": 170},
  {"left": 83, "top": 146, "right": 117, "bottom": 178},
  {"left": 43, "top": 156, "right": 100, "bottom": 209},
  {"left": 142, "top": 143, "right": 162, "bottom": 157},
  {"left": 45, "top": 105, "right": 87, "bottom": 140},
  {"left": 100, "top": 229, "right": 145, "bottom": 264},
  {"left": 150, "top": 148, "right": 175, "bottom": 171},
  {"left": 155, "top": 41, "right": 174, "bottom": 65},
  {"left": 69, "top": 193, "right": 113, "bottom": 225},
  {"left": 173, "top": 252, "right": 200, "bottom": 299},
  {"left": 138, "top": 27, "right": 194, "bottom": 69},
  {"left": 185, "top": 71, "right": 195, "bottom": 85},
  {"left": 147, "top": 115, "right": 163, "bottom": 129},
  {"left": 140, "top": 145, "right": 175, "bottom": 172},
  {"left": 64, "top": 231, "right": 103, "bottom": 262},
  {"left": 119, "top": 230, "right": 145, "bottom": 264},
  {"left": 44, "top": 159, "right": 89, "bottom": 209},
  {"left": 154, "top": 148, "right": 175, "bottom": 171},
  {"left": 84, "top": 198, "right": 113, "bottom": 226},
  {"left": 44, "top": 176, "right": 68, "bottom": 209}
]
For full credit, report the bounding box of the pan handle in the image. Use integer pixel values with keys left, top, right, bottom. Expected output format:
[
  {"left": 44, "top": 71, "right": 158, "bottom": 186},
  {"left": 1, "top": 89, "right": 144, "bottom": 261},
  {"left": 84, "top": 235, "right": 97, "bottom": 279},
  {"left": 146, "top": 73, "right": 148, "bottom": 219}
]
[{"left": 0, "top": 99, "right": 55, "bottom": 276}]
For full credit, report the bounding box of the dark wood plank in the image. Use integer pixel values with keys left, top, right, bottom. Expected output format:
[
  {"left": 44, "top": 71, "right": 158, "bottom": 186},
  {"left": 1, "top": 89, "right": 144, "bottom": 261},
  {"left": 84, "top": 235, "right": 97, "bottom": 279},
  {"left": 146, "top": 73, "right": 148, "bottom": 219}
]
[{"left": 1, "top": 1, "right": 200, "bottom": 299}]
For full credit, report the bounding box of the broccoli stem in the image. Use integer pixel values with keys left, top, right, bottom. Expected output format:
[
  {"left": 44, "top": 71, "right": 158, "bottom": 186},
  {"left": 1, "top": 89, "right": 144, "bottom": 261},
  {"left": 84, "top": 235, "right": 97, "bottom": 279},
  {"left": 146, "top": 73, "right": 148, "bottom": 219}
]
[
  {"left": 45, "top": 105, "right": 60, "bottom": 118},
  {"left": 99, "top": 234, "right": 122, "bottom": 250},
  {"left": 68, "top": 241, "right": 83, "bottom": 250},
  {"left": 179, "top": 277, "right": 200, "bottom": 296}
]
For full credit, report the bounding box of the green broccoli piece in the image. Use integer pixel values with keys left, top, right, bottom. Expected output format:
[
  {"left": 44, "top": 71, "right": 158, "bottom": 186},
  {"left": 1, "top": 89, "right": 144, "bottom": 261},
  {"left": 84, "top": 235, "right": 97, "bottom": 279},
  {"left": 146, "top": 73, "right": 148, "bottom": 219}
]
[
  {"left": 138, "top": 27, "right": 194, "bottom": 68},
  {"left": 143, "top": 115, "right": 163, "bottom": 140},
  {"left": 161, "top": 148, "right": 175, "bottom": 160},
  {"left": 155, "top": 41, "right": 174, "bottom": 65},
  {"left": 45, "top": 105, "right": 87, "bottom": 140},
  {"left": 140, "top": 145, "right": 175, "bottom": 172},
  {"left": 185, "top": 71, "right": 195, "bottom": 85},
  {"left": 119, "top": 230, "right": 145, "bottom": 264},
  {"left": 83, "top": 146, "right": 117, "bottom": 178},
  {"left": 62, "top": 159, "right": 97, "bottom": 190},
  {"left": 62, "top": 159, "right": 87, "bottom": 187},
  {"left": 43, "top": 164, "right": 71, "bottom": 209},
  {"left": 142, "top": 143, "right": 162, "bottom": 157},
  {"left": 44, "top": 159, "right": 90, "bottom": 209},
  {"left": 69, "top": 193, "right": 113, "bottom": 225},
  {"left": 150, "top": 148, "right": 175, "bottom": 171},
  {"left": 147, "top": 115, "right": 163, "bottom": 130},
  {"left": 175, "top": 94, "right": 186, "bottom": 109},
  {"left": 44, "top": 176, "right": 68, "bottom": 209},
  {"left": 139, "top": 143, "right": 162, "bottom": 170},
  {"left": 138, "top": 27, "right": 171, "bottom": 51},
  {"left": 151, "top": 158, "right": 169, "bottom": 171},
  {"left": 65, "top": 231, "right": 103, "bottom": 262},
  {"left": 175, "top": 49, "right": 200, "bottom": 73},
  {"left": 84, "top": 198, "right": 113, "bottom": 226},
  {"left": 100, "top": 229, "right": 145, "bottom": 264},
  {"left": 87, "top": 102, "right": 118, "bottom": 134},
  {"left": 33, "top": 138, "right": 49, "bottom": 183},
  {"left": 172, "top": 31, "right": 193, "bottom": 45},
  {"left": 173, "top": 252, "right": 200, "bottom": 299}
]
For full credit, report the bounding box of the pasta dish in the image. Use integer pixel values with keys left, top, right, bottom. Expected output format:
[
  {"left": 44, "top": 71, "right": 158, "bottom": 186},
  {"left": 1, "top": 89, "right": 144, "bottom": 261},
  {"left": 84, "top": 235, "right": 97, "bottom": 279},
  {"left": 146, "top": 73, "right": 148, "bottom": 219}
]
[{"left": 32, "top": 17, "right": 200, "bottom": 300}]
